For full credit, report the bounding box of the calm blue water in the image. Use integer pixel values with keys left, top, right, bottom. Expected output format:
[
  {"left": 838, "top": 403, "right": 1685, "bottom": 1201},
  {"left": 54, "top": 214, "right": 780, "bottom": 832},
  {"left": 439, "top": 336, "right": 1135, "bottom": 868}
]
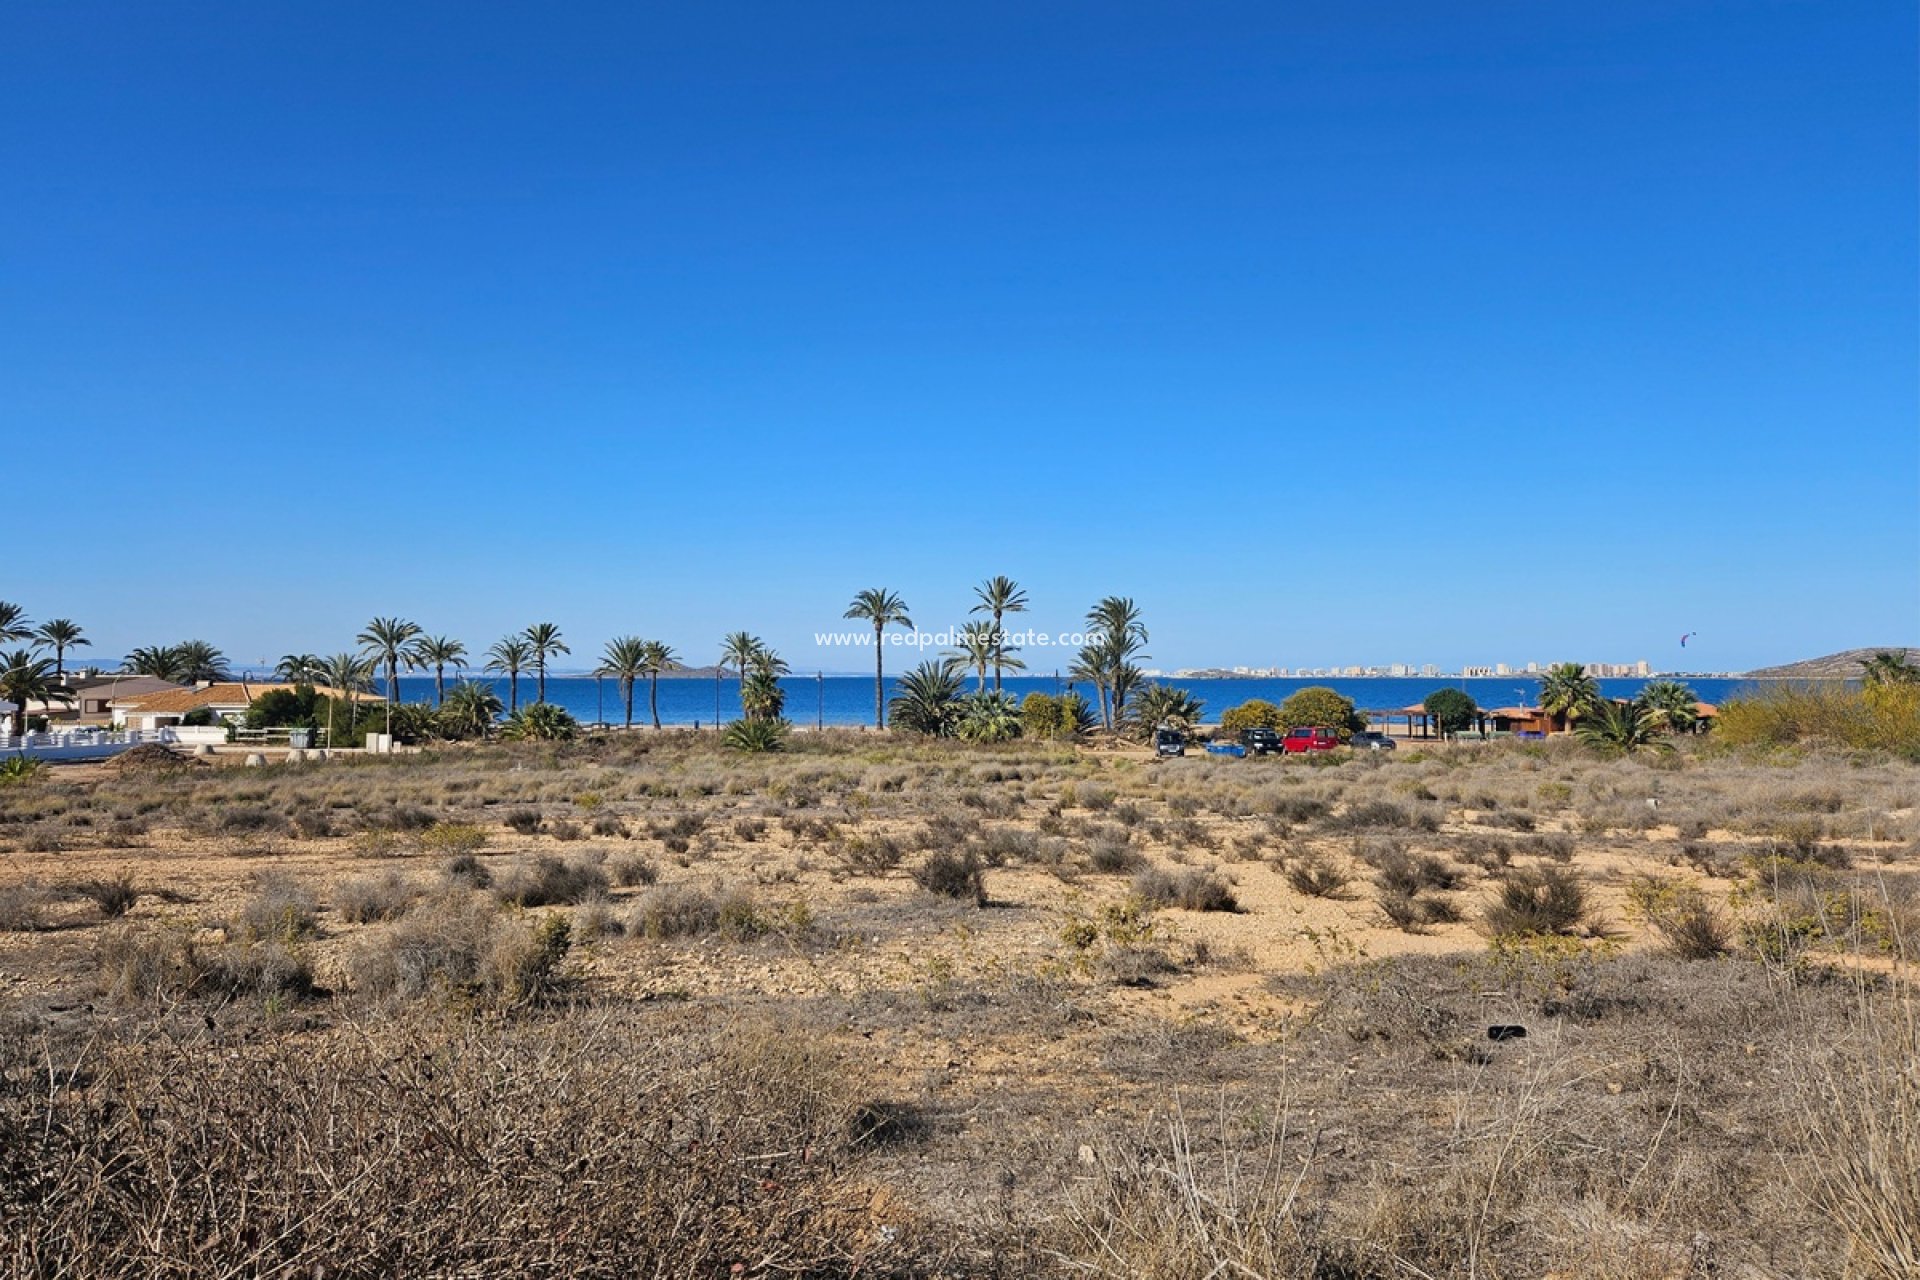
[{"left": 379, "top": 674, "right": 1755, "bottom": 728}]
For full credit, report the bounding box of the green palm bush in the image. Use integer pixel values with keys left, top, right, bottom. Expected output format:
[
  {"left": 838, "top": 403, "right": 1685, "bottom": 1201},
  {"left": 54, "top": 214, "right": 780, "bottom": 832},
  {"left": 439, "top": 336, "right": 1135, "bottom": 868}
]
[
  {"left": 440, "top": 682, "right": 504, "bottom": 740},
  {"left": 1575, "top": 700, "right": 1672, "bottom": 756},
  {"left": 1130, "top": 684, "right": 1204, "bottom": 739},
  {"left": 1635, "top": 680, "right": 1699, "bottom": 733},
  {"left": 955, "top": 691, "right": 1022, "bottom": 742},
  {"left": 1538, "top": 662, "right": 1600, "bottom": 730},
  {"left": 889, "top": 661, "right": 964, "bottom": 736},
  {"left": 723, "top": 718, "right": 787, "bottom": 753},
  {"left": 502, "top": 703, "right": 579, "bottom": 742},
  {"left": 1, "top": 651, "right": 71, "bottom": 736}
]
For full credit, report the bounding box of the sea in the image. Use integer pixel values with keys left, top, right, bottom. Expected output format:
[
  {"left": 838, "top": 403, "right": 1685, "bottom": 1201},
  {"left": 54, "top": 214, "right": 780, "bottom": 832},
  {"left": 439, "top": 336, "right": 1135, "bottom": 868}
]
[{"left": 379, "top": 673, "right": 1757, "bottom": 729}]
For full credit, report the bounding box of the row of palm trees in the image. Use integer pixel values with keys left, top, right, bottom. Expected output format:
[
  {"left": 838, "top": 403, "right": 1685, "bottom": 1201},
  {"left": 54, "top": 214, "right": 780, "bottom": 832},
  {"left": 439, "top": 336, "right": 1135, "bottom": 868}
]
[{"left": 842, "top": 579, "right": 1151, "bottom": 732}]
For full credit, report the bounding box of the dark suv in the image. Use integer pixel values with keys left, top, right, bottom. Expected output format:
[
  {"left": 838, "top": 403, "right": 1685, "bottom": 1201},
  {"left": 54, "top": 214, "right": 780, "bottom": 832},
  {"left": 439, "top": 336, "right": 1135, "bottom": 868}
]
[
  {"left": 1153, "top": 727, "right": 1186, "bottom": 758},
  {"left": 1239, "top": 727, "right": 1284, "bottom": 756}
]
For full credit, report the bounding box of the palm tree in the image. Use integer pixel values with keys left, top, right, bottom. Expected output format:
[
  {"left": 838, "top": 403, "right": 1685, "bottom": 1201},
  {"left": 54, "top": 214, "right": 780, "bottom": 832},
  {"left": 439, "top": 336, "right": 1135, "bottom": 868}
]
[
  {"left": 888, "top": 660, "right": 965, "bottom": 736},
  {"left": 410, "top": 635, "right": 468, "bottom": 707},
  {"left": 31, "top": 620, "right": 88, "bottom": 682},
  {"left": 485, "top": 636, "right": 533, "bottom": 714},
  {"left": 597, "top": 636, "right": 648, "bottom": 729},
  {"left": 357, "top": 617, "right": 422, "bottom": 736},
  {"left": 123, "top": 645, "right": 184, "bottom": 681},
  {"left": 970, "top": 576, "right": 1029, "bottom": 692},
  {"left": 1082, "top": 597, "right": 1149, "bottom": 730},
  {"left": 523, "top": 623, "right": 568, "bottom": 705},
  {"left": 274, "top": 653, "right": 323, "bottom": 683},
  {"left": 1, "top": 650, "right": 72, "bottom": 736},
  {"left": 1537, "top": 662, "right": 1601, "bottom": 732},
  {"left": 313, "top": 652, "right": 375, "bottom": 749},
  {"left": 944, "top": 624, "right": 999, "bottom": 694},
  {"left": 640, "top": 640, "right": 677, "bottom": 730},
  {"left": 166, "top": 640, "right": 229, "bottom": 684},
  {"left": 720, "top": 632, "right": 766, "bottom": 710},
  {"left": 740, "top": 648, "right": 791, "bottom": 723},
  {"left": 0, "top": 603, "right": 30, "bottom": 645},
  {"left": 1635, "top": 680, "right": 1700, "bottom": 734},
  {"left": 440, "top": 681, "right": 504, "bottom": 740},
  {"left": 1576, "top": 700, "right": 1672, "bottom": 756},
  {"left": 1861, "top": 651, "right": 1920, "bottom": 686},
  {"left": 844, "top": 588, "right": 912, "bottom": 729},
  {"left": 1068, "top": 644, "right": 1108, "bottom": 729},
  {"left": 1131, "top": 684, "right": 1205, "bottom": 739}
]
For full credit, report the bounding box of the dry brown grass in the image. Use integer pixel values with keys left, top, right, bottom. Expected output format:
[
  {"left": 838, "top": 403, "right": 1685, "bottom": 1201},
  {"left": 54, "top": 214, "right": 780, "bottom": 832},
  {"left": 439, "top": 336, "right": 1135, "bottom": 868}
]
[{"left": 1, "top": 729, "right": 1916, "bottom": 1274}]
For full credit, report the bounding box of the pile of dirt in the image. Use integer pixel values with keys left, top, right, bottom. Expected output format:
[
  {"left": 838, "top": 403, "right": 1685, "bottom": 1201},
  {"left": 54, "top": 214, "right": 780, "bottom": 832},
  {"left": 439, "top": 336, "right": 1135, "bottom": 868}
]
[{"left": 105, "top": 744, "right": 200, "bottom": 775}]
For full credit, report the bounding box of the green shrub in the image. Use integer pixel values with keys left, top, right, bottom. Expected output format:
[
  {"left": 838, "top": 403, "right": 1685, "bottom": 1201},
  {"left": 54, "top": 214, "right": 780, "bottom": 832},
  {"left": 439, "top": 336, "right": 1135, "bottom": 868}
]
[
  {"left": 1276, "top": 687, "right": 1365, "bottom": 738},
  {"left": 1220, "top": 700, "right": 1284, "bottom": 733}
]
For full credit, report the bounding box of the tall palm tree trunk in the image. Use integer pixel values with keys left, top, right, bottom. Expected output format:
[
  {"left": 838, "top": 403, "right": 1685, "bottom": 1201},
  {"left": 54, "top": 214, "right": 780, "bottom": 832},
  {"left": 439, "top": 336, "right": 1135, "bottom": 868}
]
[
  {"left": 435, "top": 664, "right": 446, "bottom": 706},
  {"left": 873, "top": 625, "right": 885, "bottom": 728},
  {"left": 537, "top": 662, "right": 547, "bottom": 705},
  {"left": 649, "top": 673, "right": 661, "bottom": 729},
  {"left": 991, "top": 607, "right": 1003, "bottom": 692},
  {"left": 508, "top": 673, "right": 519, "bottom": 714},
  {"left": 624, "top": 679, "right": 635, "bottom": 728}
]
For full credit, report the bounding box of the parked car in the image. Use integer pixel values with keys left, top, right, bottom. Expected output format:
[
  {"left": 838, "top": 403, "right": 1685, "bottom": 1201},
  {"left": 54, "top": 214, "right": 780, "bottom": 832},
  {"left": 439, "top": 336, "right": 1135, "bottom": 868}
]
[
  {"left": 1282, "top": 726, "right": 1342, "bottom": 753},
  {"left": 1349, "top": 731, "right": 1397, "bottom": 751},
  {"left": 1204, "top": 740, "right": 1246, "bottom": 757},
  {"left": 1239, "top": 727, "right": 1284, "bottom": 756},
  {"left": 1153, "top": 727, "right": 1186, "bottom": 758}
]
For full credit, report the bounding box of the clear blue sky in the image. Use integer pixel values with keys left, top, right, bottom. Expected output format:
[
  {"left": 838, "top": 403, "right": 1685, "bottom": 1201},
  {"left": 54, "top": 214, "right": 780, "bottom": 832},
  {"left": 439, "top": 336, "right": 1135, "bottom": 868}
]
[{"left": 8, "top": 1, "right": 1916, "bottom": 674}]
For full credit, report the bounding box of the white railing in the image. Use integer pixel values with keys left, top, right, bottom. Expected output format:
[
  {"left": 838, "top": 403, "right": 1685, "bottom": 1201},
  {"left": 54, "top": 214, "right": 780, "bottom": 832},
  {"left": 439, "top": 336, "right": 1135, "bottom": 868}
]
[{"left": 0, "top": 727, "right": 199, "bottom": 761}]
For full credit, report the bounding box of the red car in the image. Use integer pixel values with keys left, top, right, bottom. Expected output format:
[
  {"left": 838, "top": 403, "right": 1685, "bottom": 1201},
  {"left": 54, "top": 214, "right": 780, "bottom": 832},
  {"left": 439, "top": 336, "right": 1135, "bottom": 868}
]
[{"left": 1283, "top": 726, "right": 1342, "bottom": 753}]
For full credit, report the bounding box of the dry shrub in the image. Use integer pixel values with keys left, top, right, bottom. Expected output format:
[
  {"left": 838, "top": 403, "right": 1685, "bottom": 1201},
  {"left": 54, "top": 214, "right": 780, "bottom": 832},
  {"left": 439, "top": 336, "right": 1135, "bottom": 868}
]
[
  {"left": 609, "top": 852, "right": 659, "bottom": 887},
  {"left": 1089, "top": 838, "right": 1144, "bottom": 874},
  {"left": 630, "top": 884, "right": 766, "bottom": 940},
  {"left": 95, "top": 928, "right": 315, "bottom": 1004},
  {"left": 0, "top": 880, "right": 54, "bottom": 932},
  {"left": 349, "top": 894, "right": 570, "bottom": 1005},
  {"left": 1056, "top": 1102, "right": 1327, "bottom": 1277},
  {"left": 494, "top": 854, "right": 609, "bottom": 907},
  {"left": 1325, "top": 800, "right": 1438, "bottom": 833},
  {"left": 1625, "top": 875, "right": 1731, "bottom": 959},
  {"left": 0, "top": 1011, "right": 918, "bottom": 1276},
  {"left": 419, "top": 822, "right": 488, "bottom": 856},
  {"left": 912, "top": 850, "right": 987, "bottom": 906},
  {"left": 335, "top": 870, "right": 418, "bottom": 924},
  {"left": 74, "top": 873, "right": 139, "bottom": 919},
  {"left": 1282, "top": 851, "right": 1350, "bottom": 899},
  {"left": 502, "top": 808, "right": 542, "bottom": 835},
  {"left": 1796, "top": 998, "right": 1920, "bottom": 1278},
  {"left": 444, "top": 852, "right": 491, "bottom": 888},
  {"left": 237, "top": 873, "right": 319, "bottom": 942},
  {"left": 1134, "top": 868, "right": 1238, "bottom": 912},
  {"left": 837, "top": 832, "right": 903, "bottom": 875},
  {"left": 1483, "top": 866, "right": 1588, "bottom": 937}
]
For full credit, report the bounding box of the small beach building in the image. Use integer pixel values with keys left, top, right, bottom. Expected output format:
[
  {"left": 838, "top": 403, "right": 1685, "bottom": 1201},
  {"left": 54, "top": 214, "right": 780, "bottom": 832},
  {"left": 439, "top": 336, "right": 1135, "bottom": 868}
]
[{"left": 112, "top": 681, "right": 382, "bottom": 730}]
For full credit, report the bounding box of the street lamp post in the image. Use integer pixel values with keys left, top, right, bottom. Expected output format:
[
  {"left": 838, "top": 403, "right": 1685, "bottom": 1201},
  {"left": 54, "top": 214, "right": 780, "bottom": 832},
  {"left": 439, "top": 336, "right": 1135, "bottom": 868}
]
[
  {"left": 714, "top": 667, "right": 722, "bottom": 729},
  {"left": 817, "top": 671, "right": 823, "bottom": 730}
]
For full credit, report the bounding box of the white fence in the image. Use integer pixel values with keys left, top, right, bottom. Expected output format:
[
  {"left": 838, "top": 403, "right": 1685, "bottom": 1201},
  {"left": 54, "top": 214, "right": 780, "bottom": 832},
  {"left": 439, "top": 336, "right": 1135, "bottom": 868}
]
[{"left": 0, "top": 727, "right": 207, "bottom": 761}]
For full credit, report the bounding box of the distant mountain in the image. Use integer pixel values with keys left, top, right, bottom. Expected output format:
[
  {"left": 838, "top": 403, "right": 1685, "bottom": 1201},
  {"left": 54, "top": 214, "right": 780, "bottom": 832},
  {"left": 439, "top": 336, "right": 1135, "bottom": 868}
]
[{"left": 1742, "top": 647, "right": 1920, "bottom": 679}]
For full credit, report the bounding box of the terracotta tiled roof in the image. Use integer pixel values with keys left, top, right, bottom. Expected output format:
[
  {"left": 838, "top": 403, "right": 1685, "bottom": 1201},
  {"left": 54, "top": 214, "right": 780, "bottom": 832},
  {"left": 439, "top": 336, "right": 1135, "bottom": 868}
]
[{"left": 115, "top": 682, "right": 383, "bottom": 713}]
